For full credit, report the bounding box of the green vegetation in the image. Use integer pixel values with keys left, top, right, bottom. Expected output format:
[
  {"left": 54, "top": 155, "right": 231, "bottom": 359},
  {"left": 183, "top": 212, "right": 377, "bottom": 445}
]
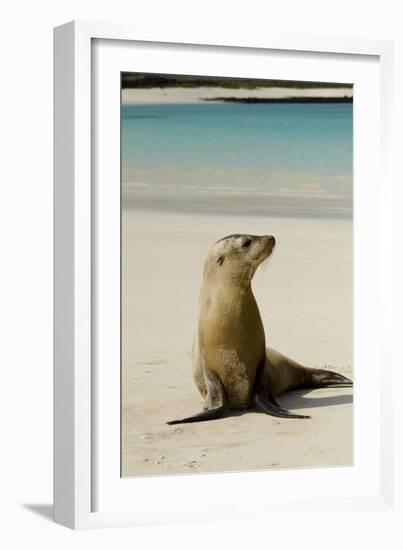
[{"left": 121, "top": 73, "right": 353, "bottom": 89}]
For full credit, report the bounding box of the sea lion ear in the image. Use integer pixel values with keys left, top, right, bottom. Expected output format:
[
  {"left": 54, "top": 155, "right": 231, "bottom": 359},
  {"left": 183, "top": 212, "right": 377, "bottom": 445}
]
[{"left": 217, "top": 255, "right": 224, "bottom": 266}]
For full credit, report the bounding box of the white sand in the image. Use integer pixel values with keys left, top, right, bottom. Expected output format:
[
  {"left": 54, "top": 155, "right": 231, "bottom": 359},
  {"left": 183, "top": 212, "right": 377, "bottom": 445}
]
[
  {"left": 122, "top": 86, "right": 353, "bottom": 104},
  {"left": 122, "top": 210, "right": 353, "bottom": 477}
]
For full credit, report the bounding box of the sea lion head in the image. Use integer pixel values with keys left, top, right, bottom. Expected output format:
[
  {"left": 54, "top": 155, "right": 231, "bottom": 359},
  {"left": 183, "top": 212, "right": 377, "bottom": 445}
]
[{"left": 204, "top": 233, "right": 276, "bottom": 287}]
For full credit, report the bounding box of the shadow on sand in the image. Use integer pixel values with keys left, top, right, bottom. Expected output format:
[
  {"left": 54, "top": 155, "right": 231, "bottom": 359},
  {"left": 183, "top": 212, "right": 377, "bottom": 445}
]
[
  {"left": 279, "top": 388, "right": 353, "bottom": 410},
  {"left": 221, "top": 387, "right": 353, "bottom": 419}
]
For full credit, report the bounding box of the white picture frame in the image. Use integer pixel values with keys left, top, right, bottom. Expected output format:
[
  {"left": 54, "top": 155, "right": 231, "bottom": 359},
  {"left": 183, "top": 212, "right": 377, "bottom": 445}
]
[{"left": 54, "top": 20, "right": 397, "bottom": 529}]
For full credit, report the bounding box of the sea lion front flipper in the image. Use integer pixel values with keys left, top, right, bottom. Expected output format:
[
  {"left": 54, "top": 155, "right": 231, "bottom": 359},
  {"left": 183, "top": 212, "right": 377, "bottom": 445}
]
[
  {"left": 166, "top": 405, "right": 226, "bottom": 425},
  {"left": 167, "top": 367, "right": 226, "bottom": 425},
  {"left": 253, "top": 363, "right": 310, "bottom": 420},
  {"left": 254, "top": 392, "right": 311, "bottom": 419}
]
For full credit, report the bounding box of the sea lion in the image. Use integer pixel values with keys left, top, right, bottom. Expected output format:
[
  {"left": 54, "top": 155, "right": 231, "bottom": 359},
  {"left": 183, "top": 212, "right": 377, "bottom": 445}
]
[{"left": 167, "top": 234, "right": 352, "bottom": 424}]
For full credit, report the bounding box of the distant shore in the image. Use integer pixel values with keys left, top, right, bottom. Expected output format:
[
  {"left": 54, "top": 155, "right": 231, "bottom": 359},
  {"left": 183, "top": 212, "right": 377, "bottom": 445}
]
[
  {"left": 122, "top": 86, "right": 353, "bottom": 105},
  {"left": 204, "top": 96, "right": 352, "bottom": 104}
]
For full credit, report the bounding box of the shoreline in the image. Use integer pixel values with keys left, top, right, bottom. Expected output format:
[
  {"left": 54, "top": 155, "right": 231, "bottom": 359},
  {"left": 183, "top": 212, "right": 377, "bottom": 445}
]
[
  {"left": 122, "top": 86, "right": 353, "bottom": 104},
  {"left": 121, "top": 204, "right": 354, "bottom": 222},
  {"left": 121, "top": 186, "right": 353, "bottom": 220},
  {"left": 122, "top": 201, "right": 353, "bottom": 220}
]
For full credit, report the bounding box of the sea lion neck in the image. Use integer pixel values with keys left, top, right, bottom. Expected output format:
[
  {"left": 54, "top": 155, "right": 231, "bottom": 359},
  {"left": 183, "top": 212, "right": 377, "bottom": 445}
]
[
  {"left": 203, "top": 260, "right": 256, "bottom": 289},
  {"left": 202, "top": 270, "right": 253, "bottom": 292}
]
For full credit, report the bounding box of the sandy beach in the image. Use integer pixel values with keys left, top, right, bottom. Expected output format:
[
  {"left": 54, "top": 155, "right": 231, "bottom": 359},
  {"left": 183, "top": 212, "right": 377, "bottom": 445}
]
[
  {"left": 122, "top": 86, "right": 353, "bottom": 104},
  {"left": 122, "top": 210, "right": 353, "bottom": 477}
]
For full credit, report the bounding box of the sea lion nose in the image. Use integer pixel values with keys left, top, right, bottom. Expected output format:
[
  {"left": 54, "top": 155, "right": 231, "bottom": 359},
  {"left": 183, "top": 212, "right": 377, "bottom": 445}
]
[{"left": 268, "top": 235, "right": 276, "bottom": 247}]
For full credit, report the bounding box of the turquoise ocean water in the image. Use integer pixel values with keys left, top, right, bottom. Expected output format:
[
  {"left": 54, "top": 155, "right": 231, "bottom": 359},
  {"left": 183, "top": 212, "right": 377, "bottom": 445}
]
[{"left": 122, "top": 102, "right": 352, "bottom": 218}]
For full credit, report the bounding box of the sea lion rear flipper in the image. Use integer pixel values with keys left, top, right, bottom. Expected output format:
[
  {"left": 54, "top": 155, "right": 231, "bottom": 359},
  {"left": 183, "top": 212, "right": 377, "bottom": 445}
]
[
  {"left": 302, "top": 368, "right": 353, "bottom": 388},
  {"left": 167, "top": 367, "right": 227, "bottom": 425}
]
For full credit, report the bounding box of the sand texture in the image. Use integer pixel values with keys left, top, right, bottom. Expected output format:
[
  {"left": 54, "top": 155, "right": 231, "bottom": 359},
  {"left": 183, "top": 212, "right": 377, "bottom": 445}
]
[{"left": 122, "top": 211, "right": 353, "bottom": 477}]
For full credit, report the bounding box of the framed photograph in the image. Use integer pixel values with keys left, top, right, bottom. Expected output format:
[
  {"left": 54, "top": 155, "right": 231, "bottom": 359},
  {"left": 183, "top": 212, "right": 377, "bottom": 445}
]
[{"left": 54, "top": 21, "right": 396, "bottom": 529}]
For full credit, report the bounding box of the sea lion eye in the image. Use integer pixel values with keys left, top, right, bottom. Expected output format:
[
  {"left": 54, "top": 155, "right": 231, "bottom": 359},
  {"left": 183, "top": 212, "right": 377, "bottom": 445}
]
[
  {"left": 217, "top": 256, "right": 224, "bottom": 265},
  {"left": 242, "top": 239, "right": 252, "bottom": 248}
]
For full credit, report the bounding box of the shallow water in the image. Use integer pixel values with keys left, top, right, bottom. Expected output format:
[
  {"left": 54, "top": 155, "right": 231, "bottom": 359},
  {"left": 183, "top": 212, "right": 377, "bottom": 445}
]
[{"left": 122, "top": 102, "right": 353, "bottom": 218}]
